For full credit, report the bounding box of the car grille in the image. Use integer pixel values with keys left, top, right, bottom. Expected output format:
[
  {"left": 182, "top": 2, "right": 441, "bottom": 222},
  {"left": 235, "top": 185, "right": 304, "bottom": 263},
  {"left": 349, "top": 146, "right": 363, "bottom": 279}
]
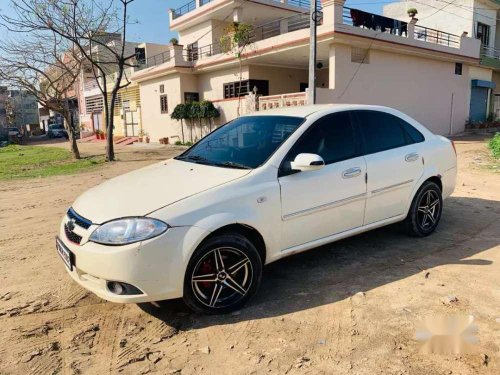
[
  {"left": 65, "top": 208, "right": 92, "bottom": 245},
  {"left": 65, "top": 224, "right": 83, "bottom": 244}
]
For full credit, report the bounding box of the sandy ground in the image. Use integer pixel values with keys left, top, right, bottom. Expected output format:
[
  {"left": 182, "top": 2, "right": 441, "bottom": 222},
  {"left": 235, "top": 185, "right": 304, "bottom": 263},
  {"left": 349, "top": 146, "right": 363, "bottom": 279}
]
[{"left": 0, "top": 136, "right": 499, "bottom": 375}]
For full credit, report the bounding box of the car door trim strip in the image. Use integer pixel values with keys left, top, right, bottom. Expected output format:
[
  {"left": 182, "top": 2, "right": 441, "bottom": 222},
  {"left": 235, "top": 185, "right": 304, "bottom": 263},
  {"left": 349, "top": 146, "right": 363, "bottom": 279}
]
[
  {"left": 371, "top": 179, "right": 414, "bottom": 195},
  {"left": 282, "top": 192, "right": 367, "bottom": 221}
]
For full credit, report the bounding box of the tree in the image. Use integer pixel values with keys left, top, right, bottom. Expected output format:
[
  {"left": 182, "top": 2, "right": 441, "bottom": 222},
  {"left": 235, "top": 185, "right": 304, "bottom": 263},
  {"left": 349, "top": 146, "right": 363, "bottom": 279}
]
[
  {"left": 171, "top": 103, "right": 187, "bottom": 143},
  {"left": 0, "top": 28, "right": 83, "bottom": 158},
  {"left": 203, "top": 100, "right": 220, "bottom": 132},
  {"left": 0, "top": 0, "right": 137, "bottom": 162},
  {"left": 220, "top": 22, "right": 253, "bottom": 116}
]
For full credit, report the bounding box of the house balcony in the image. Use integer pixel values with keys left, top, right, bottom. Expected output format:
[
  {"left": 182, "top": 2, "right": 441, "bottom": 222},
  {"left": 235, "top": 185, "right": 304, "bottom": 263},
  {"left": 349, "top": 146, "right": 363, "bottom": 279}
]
[
  {"left": 480, "top": 45, "right": 500, "bottom": 69},
  {"left": 135, "top": 2, "right": 480, "bottom": 82}
]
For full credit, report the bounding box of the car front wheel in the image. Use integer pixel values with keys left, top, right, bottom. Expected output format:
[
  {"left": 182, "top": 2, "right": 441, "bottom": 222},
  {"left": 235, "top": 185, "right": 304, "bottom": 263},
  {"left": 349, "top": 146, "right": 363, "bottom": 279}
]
[
  {"left": 183, "top": 233, "right": 262, "bottom": 314},
  {"left": 405, "top": 181, "right": 443, "bottom": 237}
]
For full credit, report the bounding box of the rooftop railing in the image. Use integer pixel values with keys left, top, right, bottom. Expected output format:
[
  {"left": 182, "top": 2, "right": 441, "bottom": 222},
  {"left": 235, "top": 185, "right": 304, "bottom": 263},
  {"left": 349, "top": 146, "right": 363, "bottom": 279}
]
[
  {"left": 135, "top": 50, "right": 172, "bottom": 71},
  {"left": 343, "top": 6, "right": 460, "bottom": 48},
  {"left": 172, "top": 0, "right": 310, "bottom": 20},
  {"left": 172, "top": 0, "right": 196, "bottom": 20}
]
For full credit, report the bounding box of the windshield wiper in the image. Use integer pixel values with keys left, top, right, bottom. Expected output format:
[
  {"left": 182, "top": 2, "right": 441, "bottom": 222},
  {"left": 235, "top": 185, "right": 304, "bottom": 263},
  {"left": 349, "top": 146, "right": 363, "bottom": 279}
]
[
  {"left": 216, "top": 161, "right": 252, "bottom": 170},
  {"left": 175, "top": 155, "right": 209, "bottom": 163}
]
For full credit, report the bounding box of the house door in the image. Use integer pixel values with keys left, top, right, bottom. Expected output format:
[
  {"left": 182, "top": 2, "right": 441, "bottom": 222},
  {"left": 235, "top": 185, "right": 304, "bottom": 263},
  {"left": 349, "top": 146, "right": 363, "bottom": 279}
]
[
  {"left": 470, "top": 87, "right": 488, "bottom": 122},
  {"left": 124, "top": 110, "right": 138, "bottom": 136},
  {"left": 92, "top": 112, "right": 102, "bottom": 131}
]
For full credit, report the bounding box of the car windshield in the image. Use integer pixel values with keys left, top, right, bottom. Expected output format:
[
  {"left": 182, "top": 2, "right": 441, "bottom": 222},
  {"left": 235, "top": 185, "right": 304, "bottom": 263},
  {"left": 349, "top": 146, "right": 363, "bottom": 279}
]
[
  {"left": 176, "top": 115, "right": 304, "bottom": 169},
  {"left": 49, "top": 125, "right": 64, "bottom": 130}
]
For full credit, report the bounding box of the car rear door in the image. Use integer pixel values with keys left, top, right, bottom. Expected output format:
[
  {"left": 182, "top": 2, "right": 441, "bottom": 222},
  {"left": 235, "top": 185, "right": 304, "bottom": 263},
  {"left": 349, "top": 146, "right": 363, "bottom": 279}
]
[
  {"left": 278, "top": 111, "right": 367, "bottom": 250},
  {"left": 353, "top": 110, "right": 424, "bottom": 225}
]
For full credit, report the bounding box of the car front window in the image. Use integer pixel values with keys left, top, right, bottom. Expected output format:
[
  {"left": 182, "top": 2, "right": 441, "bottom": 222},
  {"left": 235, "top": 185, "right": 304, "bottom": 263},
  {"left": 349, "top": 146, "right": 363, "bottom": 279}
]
[{"left": 176, "top": 115, "right": 304, "bottom": 169}]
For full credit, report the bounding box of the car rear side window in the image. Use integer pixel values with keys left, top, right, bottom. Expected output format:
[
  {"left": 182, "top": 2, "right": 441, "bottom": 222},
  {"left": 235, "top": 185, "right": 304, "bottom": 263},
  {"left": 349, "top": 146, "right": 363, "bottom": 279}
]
[
  {"left": 281, "top": 112, "right": 357, "bottom": 174},
  {"left": 400, "top": 120, "right": 425, "bottom": 143},
  {"left": 355, "top": 111, "right": 407, "bottom": 155}
]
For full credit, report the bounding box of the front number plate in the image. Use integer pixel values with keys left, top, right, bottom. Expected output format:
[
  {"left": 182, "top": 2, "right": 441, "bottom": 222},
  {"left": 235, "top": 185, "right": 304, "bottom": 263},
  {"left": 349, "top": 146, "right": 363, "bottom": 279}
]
[{"left": 56, "top": 238, "right": 73, "bottom": 271}]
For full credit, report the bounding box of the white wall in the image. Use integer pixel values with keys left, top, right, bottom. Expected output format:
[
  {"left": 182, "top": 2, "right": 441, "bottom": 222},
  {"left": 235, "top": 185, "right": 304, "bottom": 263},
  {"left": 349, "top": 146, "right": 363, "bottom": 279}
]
[{"left": 326, "top": 44, "right": 470, "bottom": 135}]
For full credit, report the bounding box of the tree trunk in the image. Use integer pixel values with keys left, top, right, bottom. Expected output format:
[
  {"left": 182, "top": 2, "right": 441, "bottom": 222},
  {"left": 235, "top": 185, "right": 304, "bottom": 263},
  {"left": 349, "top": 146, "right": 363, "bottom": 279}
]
[
  {"left": 237, "top": 58, "right": 243, "bottom": 117},
  {"left": 64, "top": 112, "right": 80, "bottom": 159},
  {"left": 190, "top": 120, "right": 193, "bottom": 143},
  {"left": 199, "top": 119, "right": 203, "bottom": 139},
  {"left": 181, "top": 119, "right": 185, "bottom": 143},
  {"left": 106, "top": 111, "right": 115, "bottom": 161}
]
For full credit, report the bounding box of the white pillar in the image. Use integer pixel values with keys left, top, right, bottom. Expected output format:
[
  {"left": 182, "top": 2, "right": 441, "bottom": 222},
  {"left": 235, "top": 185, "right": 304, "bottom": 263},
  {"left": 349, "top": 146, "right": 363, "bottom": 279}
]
[
  {"left": 233, "top": 7, "right": 242, "bottom": 23},
  {"left": 407, "top": 18, "right": 418, "bottom": 40}
]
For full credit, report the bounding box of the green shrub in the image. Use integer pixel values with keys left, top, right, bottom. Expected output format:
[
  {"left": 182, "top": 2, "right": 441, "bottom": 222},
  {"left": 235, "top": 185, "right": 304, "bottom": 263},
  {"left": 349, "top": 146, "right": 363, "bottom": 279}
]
[{"left": 489, "top": 132, "right": 500, "bottom": 158}]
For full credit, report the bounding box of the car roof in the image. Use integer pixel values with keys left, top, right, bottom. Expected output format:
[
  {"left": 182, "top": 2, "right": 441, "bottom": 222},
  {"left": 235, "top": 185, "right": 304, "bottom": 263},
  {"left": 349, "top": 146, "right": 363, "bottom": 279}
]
[{"left": 242, "top": 104, "right": 398, "bottom": 118}]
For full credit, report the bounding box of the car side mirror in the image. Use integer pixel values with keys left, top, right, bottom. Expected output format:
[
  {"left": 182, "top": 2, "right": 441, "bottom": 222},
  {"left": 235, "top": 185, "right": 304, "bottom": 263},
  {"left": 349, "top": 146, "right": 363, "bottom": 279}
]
[{"left": 290, "top": 153, "right": 325, "bottom": 172}]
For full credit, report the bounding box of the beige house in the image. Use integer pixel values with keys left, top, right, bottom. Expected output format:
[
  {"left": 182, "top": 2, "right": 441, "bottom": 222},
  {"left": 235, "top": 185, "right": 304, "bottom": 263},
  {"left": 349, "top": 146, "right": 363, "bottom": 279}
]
[
  {"left": 132, "top": 0, "right": 482, "bottom": 143},
  {"left": 385, "top": 0, "right": 500, "bottom": 121}
]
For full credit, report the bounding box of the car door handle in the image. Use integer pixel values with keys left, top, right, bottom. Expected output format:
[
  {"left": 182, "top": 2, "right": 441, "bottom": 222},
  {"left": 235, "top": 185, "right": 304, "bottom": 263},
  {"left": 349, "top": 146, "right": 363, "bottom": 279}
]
[
  {"left": 342, "top": 167, "right": 362, "bottom": 178},
  {"left": 405, "top": 152, "right": 419, "bottom": 162}
]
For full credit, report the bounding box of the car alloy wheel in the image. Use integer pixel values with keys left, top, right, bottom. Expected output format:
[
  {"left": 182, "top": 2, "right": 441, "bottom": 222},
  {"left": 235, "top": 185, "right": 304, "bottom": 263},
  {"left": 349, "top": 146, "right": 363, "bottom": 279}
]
[
  {"left": 191, "top": 247, "right": 253, "bottom": 309},
  {"left": 404, "top": 181, "right": 443, "bottom": 237},
  {"left": 417, "top": 190, "right": 440, "bottom": 230}
]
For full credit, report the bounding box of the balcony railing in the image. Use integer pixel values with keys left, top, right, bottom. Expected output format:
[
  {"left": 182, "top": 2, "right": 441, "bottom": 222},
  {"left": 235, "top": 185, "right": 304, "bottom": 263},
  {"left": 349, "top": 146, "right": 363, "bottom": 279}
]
[
  {"left": 343, "top": 6, "right": 460, "bottom": 48},
  {"left": 172, "top": 0, "right": 310, "bottom": 21},
  {"left": 480, "top": 45, "right": 500, "bottom": 59},
  {"left": 136, "top": 50, "right": 172, "bottom": 71},
  {"left": 258, "top": 92, "right": 307, "bottom": 111},
  {"left": 414, "top": 25, "right": 460, "bottom": 47},
  {"left": 172, "top": 0, "right": 196, "bottom": 20}
]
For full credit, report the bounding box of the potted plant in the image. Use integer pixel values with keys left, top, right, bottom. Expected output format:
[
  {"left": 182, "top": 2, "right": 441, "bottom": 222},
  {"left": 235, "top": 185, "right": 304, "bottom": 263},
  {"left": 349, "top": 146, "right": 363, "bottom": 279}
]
[
  {"left": 138, "top": 129, "right": 145, "bottom": 142},
  {"left": 95, "top": 129, "right": 104, "bottom": 140},
  {"left": 407, "top": 8, "right": 418, "bottom": 18},
  {"left": 170, "top": 37, "right": 179, "bottom": 45}
]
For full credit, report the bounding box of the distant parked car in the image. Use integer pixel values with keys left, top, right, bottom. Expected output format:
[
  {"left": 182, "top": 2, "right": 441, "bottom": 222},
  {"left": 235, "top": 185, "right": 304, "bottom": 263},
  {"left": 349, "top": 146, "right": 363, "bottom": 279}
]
[
  {"left": 7, "top": 127, "right": 20, "bottom": 137},
  {"left": 56, "top": 104, "right": 457, "bottom": 314},
  {"left": 47, "top": 124, "right": 69, "bottom": 139}
]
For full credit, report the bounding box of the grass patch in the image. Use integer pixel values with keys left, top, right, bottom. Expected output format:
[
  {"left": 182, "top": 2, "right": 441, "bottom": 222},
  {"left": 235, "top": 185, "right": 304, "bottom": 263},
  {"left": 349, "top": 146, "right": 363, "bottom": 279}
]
[
  {"left": 0, "top": 144, "right": 105, "bottom": 180},
  {"left": 489, "top": 132, "right": 500, "bottom": 159}
]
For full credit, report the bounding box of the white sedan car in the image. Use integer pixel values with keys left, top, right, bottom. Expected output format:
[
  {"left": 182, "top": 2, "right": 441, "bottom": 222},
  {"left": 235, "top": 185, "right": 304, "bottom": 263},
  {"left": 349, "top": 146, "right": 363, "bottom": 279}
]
[{"left": 57, "top": 105, "right": 456, "bottom": 314}]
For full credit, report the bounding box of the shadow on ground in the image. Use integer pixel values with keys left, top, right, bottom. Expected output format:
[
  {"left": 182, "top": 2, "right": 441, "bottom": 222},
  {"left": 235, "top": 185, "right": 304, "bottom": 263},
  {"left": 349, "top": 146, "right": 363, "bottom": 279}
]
[{"left": 139, "top": 196, "right": 499, "bottom": 330}]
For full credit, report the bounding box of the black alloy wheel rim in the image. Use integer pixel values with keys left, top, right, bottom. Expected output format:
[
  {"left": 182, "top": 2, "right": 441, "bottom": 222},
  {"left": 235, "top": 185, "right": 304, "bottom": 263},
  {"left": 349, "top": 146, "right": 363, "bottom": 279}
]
[
  {"left": 191, "top": 247, "right": 253, "bottom": 309},
  {"left": 417, "top": 190, "right": 440, "bottom": 230}
]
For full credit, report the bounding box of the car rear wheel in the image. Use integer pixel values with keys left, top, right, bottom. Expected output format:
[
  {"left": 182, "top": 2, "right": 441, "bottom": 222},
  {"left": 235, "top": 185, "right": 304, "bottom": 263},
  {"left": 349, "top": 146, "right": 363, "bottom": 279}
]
[
  {"left": 404, "top": 181, "right": 443, "bottom": 237},
  {"left": 183, "top": 233, "right": 262, "bottom": 314}
]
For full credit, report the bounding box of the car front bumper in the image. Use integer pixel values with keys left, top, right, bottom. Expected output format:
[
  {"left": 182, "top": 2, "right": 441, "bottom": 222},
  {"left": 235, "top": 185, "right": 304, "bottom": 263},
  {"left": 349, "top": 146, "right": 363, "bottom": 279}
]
[{"left": 58, "top": 220, "right": 209, "bottom": 303}]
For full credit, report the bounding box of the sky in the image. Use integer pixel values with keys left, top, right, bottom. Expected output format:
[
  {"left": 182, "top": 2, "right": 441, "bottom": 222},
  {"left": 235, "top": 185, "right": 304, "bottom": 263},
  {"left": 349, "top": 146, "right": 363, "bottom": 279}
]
[{"left": 0, "top": 0, "right": 395, "bottom": 45}]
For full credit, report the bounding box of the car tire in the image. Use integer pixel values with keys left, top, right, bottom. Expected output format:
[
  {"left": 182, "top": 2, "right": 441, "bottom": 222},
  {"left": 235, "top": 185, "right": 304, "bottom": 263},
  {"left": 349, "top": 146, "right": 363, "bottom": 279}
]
[
  {"left": 404, "top": 180, "right": 443, "bottom": 237},
  {"left": 183, "top": 233, "right": 263, "bottom": 314}
]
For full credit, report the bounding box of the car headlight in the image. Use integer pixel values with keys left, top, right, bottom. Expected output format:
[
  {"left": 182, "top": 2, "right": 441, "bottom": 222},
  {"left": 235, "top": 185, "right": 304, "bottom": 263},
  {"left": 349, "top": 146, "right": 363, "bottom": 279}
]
[{"left": 89, "top": 218, "right": 169, "bottom": 245}]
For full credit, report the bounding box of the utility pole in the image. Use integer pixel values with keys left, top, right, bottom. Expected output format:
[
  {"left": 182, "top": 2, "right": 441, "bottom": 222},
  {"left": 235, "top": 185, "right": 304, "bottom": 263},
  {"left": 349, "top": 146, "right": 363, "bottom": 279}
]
[{"left": 308, "top": 0, "right": 317, "bottom": 105}]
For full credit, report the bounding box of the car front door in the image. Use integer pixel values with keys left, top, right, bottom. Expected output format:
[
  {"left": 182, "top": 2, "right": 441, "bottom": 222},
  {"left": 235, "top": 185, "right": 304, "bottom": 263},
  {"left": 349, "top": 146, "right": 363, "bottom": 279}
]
[
  {"left": 353, "top": 110, "right": 425, "bottom": 225},
  {"left": 278, "top": 111, "right": 367, "bottom": 250}
]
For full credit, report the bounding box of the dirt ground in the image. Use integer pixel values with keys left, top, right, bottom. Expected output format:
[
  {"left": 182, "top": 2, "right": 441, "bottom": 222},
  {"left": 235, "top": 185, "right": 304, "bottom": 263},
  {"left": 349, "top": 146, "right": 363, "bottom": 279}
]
[{"left": 0, "top": 136, "right": 499, "bottom": 375}]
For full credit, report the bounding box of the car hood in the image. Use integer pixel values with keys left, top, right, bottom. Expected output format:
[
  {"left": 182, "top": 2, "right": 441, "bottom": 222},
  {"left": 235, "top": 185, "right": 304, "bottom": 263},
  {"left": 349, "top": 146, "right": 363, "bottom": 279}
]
[{"left": 72, "top": 159, "right": 251, "bottom": 224}]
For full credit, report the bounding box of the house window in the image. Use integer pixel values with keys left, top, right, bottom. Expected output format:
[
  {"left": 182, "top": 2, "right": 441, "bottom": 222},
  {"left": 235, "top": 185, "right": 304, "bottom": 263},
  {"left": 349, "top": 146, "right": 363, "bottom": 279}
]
[
  {"left": 476, "top": 22, "right": 490, "bottom": 46},
  {"left": 351, "top": 47, "right": 369, "bottom": 63},
  {"left": 160, "top": 95, "right": 168, "bottom": 114},
  {"left": 184, "top": 92, "right": 200, "bottom": 103},
  {"left": 223, "top": 79, "right": 269, "bottom": 99},
  {"left": 455, "top": 63, "right": 463, "bottom": 75},
  {"left": 159, "top": 84, "right": 164, "bottom": 93}
]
